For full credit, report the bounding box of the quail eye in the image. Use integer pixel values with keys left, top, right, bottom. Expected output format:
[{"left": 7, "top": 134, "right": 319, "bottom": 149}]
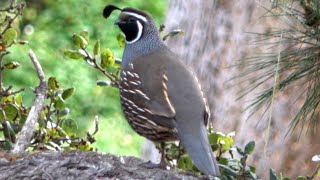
[{"left": 128, "top": 18, "right": 136, "bottom": 23}]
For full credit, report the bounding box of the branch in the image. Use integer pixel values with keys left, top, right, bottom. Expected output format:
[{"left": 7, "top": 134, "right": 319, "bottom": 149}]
[
  {"left": 12, "top": 50, "right": 48, "bottom": 153},
  {"left": 0, "top": 2, "right": 24, "bottom": 35},
  {"left": 0, "top": 86, "right": 24, "bottom": 97},
  {"left": 0, "top": 151, "right": 201, "bottom": 179}
]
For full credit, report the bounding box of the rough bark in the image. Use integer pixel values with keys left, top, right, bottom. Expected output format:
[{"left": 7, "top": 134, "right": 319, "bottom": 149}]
[
  {"left": 164, "top": 0, "right": 319, "bottom": 178},
  {"left": 0, "top": 151, "right": 202, "bottom": 180}
]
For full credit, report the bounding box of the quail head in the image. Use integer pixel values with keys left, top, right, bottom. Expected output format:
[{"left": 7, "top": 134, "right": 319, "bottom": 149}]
[{"left": 102, "top": 5, "right": 220, "bottom": 177}]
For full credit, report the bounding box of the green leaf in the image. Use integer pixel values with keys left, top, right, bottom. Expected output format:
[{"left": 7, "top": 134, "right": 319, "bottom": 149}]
[
  {"left": 162, "top": 29, "right": 184, "bottom": 41},
  {"left": 249, "top": 165, "right": 256, "bottom": 173},
  {"left": 72, "top": 34, "right": 88, "bottom": 48},
  {"left": 101, "top": 48, "right": 115, "bottom": 69},
  {"left": 4, "top": 61, "right": 20, "bottom": 69},
  {"left": 96, "top": 80, "right": 111, "bottom": 86},
  {"left": 48, "top": 77, "right": 59, "bottom": 90},
  {"left": 79, "top": 142, "right": 91, "bottom": 151},
  {"left": 269, "top": 169, "right": 279, "bottom": 180},
  {"left": 220, "top": 136, "right": 233, "bottom": 151},
  {"left": 208, "top": 132, "right": 234, "bottom": 151},
  {"left": 219, "top": 164, "right": 239, "bottom": 176},
  {"left": 236, "top": 147, "right": 246, "bottom": 156},
  {"left": 208, "top": 132, "right": 219, "bottom": 144},
  {"left": 93, "top": 40, "right": 100, "bottom": 56},
  {"left": 58, "top": 107, "right": 70, "bottom": 117},
  {"left": 62, "top": 88, "right": 75, "bottom": 100},
  {"left": 54, "top": 95, "right": 66, "bottom": 110},
  {"left": 248, "top": 171, "right": 258, "bottom": 179},
  {"left": 47, "top": 127, "right": 60, "bottom": 138},
  {"left": 3, "top": 28, "right": 17, "bottom": 45},
  {"left": 117, "top": 33, "right": 125, "bottom": 48},
  {"left": 39, "top": 110, "right": 46, "bottom": 124},
  {"left": 244, "top": 141, "right": 255, "bottom": 155},
  {"left": 177, "top": 154, "right": 194, "bottom": 171},
  {"left": 218, "top": 157, "right": 228, "bottom": 165},
  {"left": 64, "top": 49, "right": 84, "bottom": 59},
  {"left": 166, "top": 143, "right": 180, "bottom": 158},
  {"left": 80, "top": 30, "right": 89, "bottom": 44},
  {"left": 19, "top": 114, "right": 27, "bottom": 127},
  {"left": 3, "top": 104, "right": 20, "bottom": 122},
  {"left": 14, "top": 93, "right": 23, "bottom": 106},
  {"left": 61, "top": 118, "right": 78, "bottom": 135},
  {"left": 1, "top": 95, "right": 13, "bottom": 103},
  {"left": 211, "top": 144, "right": 220, "bottom": 152}
]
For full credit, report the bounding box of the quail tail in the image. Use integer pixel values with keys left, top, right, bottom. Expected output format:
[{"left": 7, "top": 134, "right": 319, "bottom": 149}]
[{"left": 176, "top": 123, "right": 220, "bottom": 177}]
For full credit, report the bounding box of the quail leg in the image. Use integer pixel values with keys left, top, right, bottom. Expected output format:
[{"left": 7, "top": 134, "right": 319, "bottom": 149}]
[{"left": 139, "top": 142, "right": 168, "bottom": 169}]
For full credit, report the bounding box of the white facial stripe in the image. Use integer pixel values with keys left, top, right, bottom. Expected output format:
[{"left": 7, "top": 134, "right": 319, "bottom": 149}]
[
  {"left": 126, "top": 21, "right": 143, "bottom": 44},
  {"left": 123, "top": 12, "right": 148, "bottom": 22}
]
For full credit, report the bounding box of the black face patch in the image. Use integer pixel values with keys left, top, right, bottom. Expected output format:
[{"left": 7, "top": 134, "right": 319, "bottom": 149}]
[{"left": 118, "top": 21, "right": 140, "bottom": 42}]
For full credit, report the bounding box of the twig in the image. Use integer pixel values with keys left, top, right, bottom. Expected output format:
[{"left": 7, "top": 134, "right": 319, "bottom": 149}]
[
  {"left": 12, "top": 50, "right": 47, "bottom": 153},
  {"left": 80, "top": 47, "right": 119, "bottom": 86},
  {"left": 1, "top": 87, "right": 24, "bottom": 96}
]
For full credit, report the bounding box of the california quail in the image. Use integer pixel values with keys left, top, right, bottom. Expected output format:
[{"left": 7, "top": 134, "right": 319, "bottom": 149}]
[{"left": 103, "top": 5, "right": 220, "bottom": 177}]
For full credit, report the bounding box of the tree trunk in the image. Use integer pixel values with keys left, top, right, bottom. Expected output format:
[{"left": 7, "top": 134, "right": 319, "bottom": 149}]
[{"left": 164, "top": 0, "right": 319, "bottom": 178}]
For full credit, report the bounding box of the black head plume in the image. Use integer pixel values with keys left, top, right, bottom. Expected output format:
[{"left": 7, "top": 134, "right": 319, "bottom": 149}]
[{"left": 103, "top": 5, "right": 122, "bottom": 19}]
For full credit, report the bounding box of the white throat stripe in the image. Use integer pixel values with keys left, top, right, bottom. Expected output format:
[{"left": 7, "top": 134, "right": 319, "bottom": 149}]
[
  {"left": 124, "top": 12, "right": 148, "bottom": 22},
  {"left": 126, "top": 21, "right": 143, "bottom": 44}
]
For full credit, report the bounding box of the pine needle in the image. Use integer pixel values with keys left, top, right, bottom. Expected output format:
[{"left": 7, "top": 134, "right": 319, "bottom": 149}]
[{"left": 264, "top": 30, "right": 283, "bottom": 157}]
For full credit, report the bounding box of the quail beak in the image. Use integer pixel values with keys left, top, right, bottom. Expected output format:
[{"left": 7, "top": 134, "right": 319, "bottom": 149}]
[{"left": 114, "top": 19, "right": 124, "bottom": 25}]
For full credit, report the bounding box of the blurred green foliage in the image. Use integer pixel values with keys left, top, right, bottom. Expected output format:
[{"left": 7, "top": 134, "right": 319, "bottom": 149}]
[{"left": 4, "top": 0, "right": 167, "bottom": 156}]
